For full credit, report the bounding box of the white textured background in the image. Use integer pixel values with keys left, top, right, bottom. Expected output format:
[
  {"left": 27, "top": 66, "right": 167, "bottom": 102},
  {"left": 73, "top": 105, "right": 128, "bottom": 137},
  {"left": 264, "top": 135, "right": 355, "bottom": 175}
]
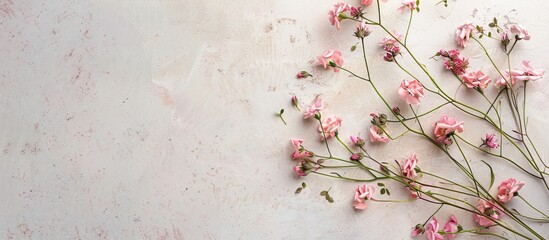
[{"left": 1, "top": 0, "right": 549, "bottom": 239}]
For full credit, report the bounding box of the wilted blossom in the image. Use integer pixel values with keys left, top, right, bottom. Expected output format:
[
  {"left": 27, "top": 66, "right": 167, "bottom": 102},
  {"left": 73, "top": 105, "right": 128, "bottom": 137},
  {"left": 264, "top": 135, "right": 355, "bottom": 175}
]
[
  {"left": 350, "top": 153, "right": 364, "bottom": 161},
  {"left": 497, "top": 178, "right": 525, "bottom": 203},
  {"left": 434, "top": 116, "right": 464, "bottom": 145},
  {"left": 303, "top": 96, "right": 324, "bottom": 119},
  {"left": 425, "top": 218, "right": 444, "bottom": 240},
  {"left": 398, "top": 79, "right": 425, "bottom": 104},
  {"left": 318, "top": 49, "right": 344, "bottom": 72},
  {"left": 509, "top": 24, "right": 531, "bottom": 40},
  {"left": 481, "top": 133, "right": 499, "bottom": 149},
  {"left": 439, "top": 49, "right": 469, "bottom": 75},
  {"left": 296, "top": 71, "right": 312, "bottom": 79},
  {"left": 455, "top": 22, "right": 476, "bottom": 48},
  {"left": 407, "top": 182, "right": 421, "bottom": 199},
  {"left": 402, "top": 153, "right": 418, "bottom": 179},
  {"left": 293, "top": 165, "right": 306, "bottom": 177},
  {"left": 291, "top": 139, "right": 313, "bottom": 160},
  {"left": 474, "top": 199, "right": 500, "bottom": 227},
  {"left": 444, "top": 215, "right": 459, "bottom": 240},
  {"left": 411, "top": 224, "right": 425, "bottom": 237},
  {"left": 350, "top": 135, "right": 365, "bottom": 147},
  {"left": 329, "top": 3, "right": 352, "bottom": 29},
  {"left": 461, "top": 70, "right": 491, "bottom": 89},
  {"left": 369, "top": 125, "right": 390, "bottom": 143},
  {"left": 354, "top": 21, "right": 372, "bottom": 39},
  {"left": 353, "top": 184, "right": 375, "bottom": 210},
  {"left": 318, "top": 116, "right": 342, "bottom": 140},
  {"left": 397, "top": 0, "right": 417, "bottom": 13},
  {"left": 380, "top": 30, "right": 403, "bottom": 61}
]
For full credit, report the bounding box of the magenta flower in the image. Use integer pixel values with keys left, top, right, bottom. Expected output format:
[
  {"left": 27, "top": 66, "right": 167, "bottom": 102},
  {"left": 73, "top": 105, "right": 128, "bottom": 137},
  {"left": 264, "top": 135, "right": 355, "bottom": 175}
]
[
  {"left": 461, "top": 70, "right": 491, "bottom": 89},
  {"left": 303, "top": 96, "right": 324, "bottom": 119},
  {"left": 353, "top": 184, "right": 375, "bottom": 210},
  {"left": 434, "top": 116, "right": 464, "bottom": 145},
  {"left": 402, "top": 153, "right": 418, "bottom": 179},
  {"left": 318, "top": 49, "right": 344, "bottom": 72},
  {"left": 411, "top": 224, "right": 425, "bottom": 237},
  {"left": 474, "top": 199, "right": 500, "bottom": 227},
  {"left": 439, "top": 49, "right": 469, "bottom": 75},
  {"left": 398, "top": 79, "right": 425, "bottom": 105},
  {"left": 425, "top": 218, "right": 444, "bottom": 240},
  {"left": 482, "top": 134, "right": 499, "bottom": 149},
  {"left": 510, "top": 24, "right": 531, "bottom": 40},
  {"left": 329, "top": 3, "right": 352, "bottom": 29},
  {"left": 369, "top": 125, "right": 389, "bottom": 143},
  {"left": 290, "top": 139, "right": 313, "bottom": 160},
  {"left": 454, "top": 22, "right": 475, "bottom": 48},
  {"left": 497, "top": 178, "right": 525, "bottom": 203},
  {"left": 318, "top": 116, "right": 342, "bottom": 140},
  {"left": 397, "top": 0, "right": 417, "bottom": 13},
  {"left": 444, "top": 215, "right": 459, "bottom": 240},
  {"left": 293, "top": 165, "right": 306, "bottom": 177}
]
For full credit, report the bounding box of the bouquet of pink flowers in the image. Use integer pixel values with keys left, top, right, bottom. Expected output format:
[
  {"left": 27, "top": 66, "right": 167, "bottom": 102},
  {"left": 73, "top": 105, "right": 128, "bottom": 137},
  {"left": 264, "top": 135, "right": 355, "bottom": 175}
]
[{"left": 281, "top": 1, "right": 548, "bottom": 239}]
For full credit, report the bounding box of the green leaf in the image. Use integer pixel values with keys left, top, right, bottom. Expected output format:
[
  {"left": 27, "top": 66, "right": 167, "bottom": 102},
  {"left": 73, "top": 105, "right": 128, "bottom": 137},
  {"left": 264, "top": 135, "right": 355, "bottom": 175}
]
[
  {"left": 488, "top": 23, "right": 496, "bottom": 28},
  {"left": 457, "top": 225, "right": 463, "bottom": 232},
  {"left": 481, "top": 160, "right": 495, "bottom": 190},
  {"left": 295, "top": 187, "right": 302, "bottom": 194},
  {"left": 320, "top": 191, "right": 328, "bottom": 196},
  {"left": 493, "top": 17, "right": 498, "bottom": 24},
  {"left": 280, "top": 109, "right": 284, "bottom": 114},
  {"left": 351, "top": 45, "right": 357, "bottom": 52},
  {"left": 377, "top": 182, "right": 385, "bottom": 187},
  {"left": 488, "top": 32, "right": 492, "bottom": 38},
  {"left": 326, "top": 196, "right": 334, "bottom": 203},
  {"left": 381, "top": 188, "right": 386, "bottom": 195},
  {"left": 302, "top": 182, "right": 306, "bottom": 188},
  {"left": 386, "top": 189, "right": 391, "bottom": 196},
  {"left": 330, "top": 172, "right": 343, "bottom": 178}
]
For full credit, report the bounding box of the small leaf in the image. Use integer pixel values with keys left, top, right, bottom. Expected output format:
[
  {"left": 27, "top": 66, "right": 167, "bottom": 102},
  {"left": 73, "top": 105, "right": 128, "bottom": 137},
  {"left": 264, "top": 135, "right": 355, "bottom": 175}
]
[
  {"left": 381, "top": 188, "right": 386, "bottom": 195},
  {"left": 488, "top": 32, "right": 492, "bottom": 38},
  {"left": 326, "top": 196, "right": 334, "bottom": 203},
  {"left": 330, "top": 172, "right": 343, "bottom": 178},
  {"left": 351, "top": 45, "right": 357, "bottom": 52},
  {"left": 295, "top": 187, "right": 303, "bottom": 194},
  {"left": 320, "top": 191, "right": 328, "bottom": 196},
  {"left": 457, "top": 225, "right": 463, "bottom": 232},
  {"left": 280, "top": 109, "right": 284, "bottom": 114},
  {"left": 479, "top": 34, "right": 483, "bottom": 39},
  {"left": 488, "top": 23, "right": 496, "bottom": 28},
  {"left": 302, "top": 182, "right": 306, "bottom": 188},
  {"left": 493, "top": 17, "right": 498, "bottom": 24},
  {"left": 377, "top": 182, "right": 385, "bottom": 187},
  {"left": 386, "top": 189, "right": 391, "bottom": 196},
  {"left": 481, "top": 160, "right": 495, "bottom": 190}
]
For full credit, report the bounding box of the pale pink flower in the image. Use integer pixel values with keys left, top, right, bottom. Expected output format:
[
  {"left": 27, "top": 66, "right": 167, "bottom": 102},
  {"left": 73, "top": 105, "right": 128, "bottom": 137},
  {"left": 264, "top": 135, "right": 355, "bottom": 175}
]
[
  {"left": 369, "top": 125, "right": 389, "bottom": 143},
  {"left": 434, "top": 116, "right": 464, "bottom": 145},
  {"left": 397, "top": 0, "right": 417, "bottom": 13},
  {"left": 291, "top": 139, "right": 313, "bottom": 160},
  {"left": 318, "top": 116, "right": 342, "bottom": 140},
  {"left": 461, "top": 70, "right": 491, "bottom": 89},
  {"left": 398, "top": 79, "right": 425, "bottom": 105},
  {"left": 293, "top": 165, "right": 306, "bottom": 177},
  {"left": 496, "top": 71, "right": 514, "bottom": 87},
  {"left": 482, "top": 133, "right": 499, "bottom": 149},
  {"left": 361, "top": 0, "right": 373, "bottom": 6},
  {"left": 455, "top": 22, "right": 476, "bottom": 48},
  {"left": 318, "top": 49, "right": 344, "bottom": 72},
  {"left": 350, "top": 135, "right": 365, "bottom": 147},
  {"left": 509, "top": 60, "right": 544, "bottom": 82},
  {"left": 303, "top": 96, "right": 324, "bottom": 119},
  {"left": 355, "top": 21, "right": 372, "bottom": 38},
  {"left": 411, "top": 224, "right": 425, "bottom": 237},
  {"left": 444, "top": 215, "right": 459, "bottom": 240},
  {"left": 497, "top": 178, "right": 525, "bottom": 203},
  {"left": 474, "top": 199, "right": 500, "bottom": 227},
  {"left": 329, "top": 3, "right": 352, "bottom": 29},
  {"left": 402, "top": 153, "right": 418, "bottom": 179},
  {"left": 510, "top": 24, "right": 531, "bottom": 40},
  {"left": 353, "top": 184, "right": 375, "bottom": 210},
  {"left": 407, "top": 182, "right": 421, "bottom": 199},
  {"left": 425, "top": 218, "right": 444, "bottom": 240},
  {"left": 380, "top": 30, "right": 404, "bottom": 46}
]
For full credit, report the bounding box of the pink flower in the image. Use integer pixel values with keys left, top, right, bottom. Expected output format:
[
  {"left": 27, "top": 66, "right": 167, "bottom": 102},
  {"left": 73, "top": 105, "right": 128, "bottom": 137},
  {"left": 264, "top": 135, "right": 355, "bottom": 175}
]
[
  {"left": 293, "top": 165, "right": 306, "bottom": 177},
  {"left": 354, "top": 21, "right": 372, "bottom": 39},
  {"left": 497, "top": 178, "right": 525, "bottom": 203},
  {"left": 380, "top": 30, "right": 404, "bottom": 47},
  {"left": 291, "top": 139, "right": 313, "bottom": 160},
  {"left": 509, "top": 60, "right": 544, "bottom": 82},
  {"left": 318, "top": 116, "right": 342, "bottom": 140},
  {"left": 425, "top": 218, "right": 444, "bottom": 240},
  {"left": 444, "top": 215, "right": 459, "bottom": 240},
  {"left": 304, "top": 96, "right": 324, "bottom": 119},
  {"left": 474, "top": 199, "right": 500, "bottom": 227},
  {"left": 439, "top": 49, "right": 469, "bottom": 75},
  {"left": 397, "top": 0, "right": 417, "bottom": 13},
  {"left": 398, "top": 79, "right": 425, "bottom": 105},
  {"left": 406, "top": 182, "right": 421, "bottom": 199},
  {"left": 296, "top": 71, "right": 312, "bottom": 79},
  {"left": 369, "top": 125, "right": 389, "bottom": 143},
  {"left": 455, "top": 22, "right": 475, "bottom": 48},
  {"left": 434, "top": 116, "right": 464, "bottom": 145},
  {"left": 402, "top": 153, "right": 418, "bottom": 179},
  {"left": 350, "top": 135, "right": 365, "bottom": 147},
  {"left": 318, "top": 50, "right": 344, "bottom": 72},
  {"left": 329, "top": 3, "right": 351, "bottom": 29},
  {"left": 350, "top": 153, "right": 363, "bottom": 161},
  {"left": 411, "top": 224, "right": 425, "bottom": 237},
  {"left": 510, "top": 24, "right": 531, "bottom": 40},
  {"left": 361, "top": 0, "right": 373, "bottom": 6},
  {"left": 482, "top": 134, "right": 499, "bottom": 149},
  {"left": 461, "top": 70, "right": 491, "bottom": 89},
  {"left": 353, "top": 184, "right": 375, "bottom": 210}
]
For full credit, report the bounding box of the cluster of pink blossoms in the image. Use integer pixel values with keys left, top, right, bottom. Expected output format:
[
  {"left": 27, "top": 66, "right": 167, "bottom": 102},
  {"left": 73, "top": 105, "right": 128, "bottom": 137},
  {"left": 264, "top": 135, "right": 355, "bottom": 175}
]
[
  {"left": 497, "top": 60, "right": 545, "bottom": 87},
  {"left": 413, "top": 215, "right": 460, "bottom": 240},
  {"left": 401, "top": 153, "right": 421, "bottom": 198},
  {"left": 438, "top": 49, "right": 469, "bottom": 76},
  {"left": 379, "top": 30, "right": 403, "bottom": 62}
]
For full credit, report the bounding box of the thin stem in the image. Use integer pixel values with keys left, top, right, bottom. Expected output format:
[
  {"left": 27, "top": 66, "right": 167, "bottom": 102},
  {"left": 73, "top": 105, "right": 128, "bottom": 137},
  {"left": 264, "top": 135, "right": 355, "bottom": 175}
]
[
  {"left": 404, "top": 10, "right": 413, "bottom": 46},
  {"left": 317, "top": 115, "right": 332, "bottom": 157},
  {"left": 518, "top": 194, "right": 549, "bottom": 218}
]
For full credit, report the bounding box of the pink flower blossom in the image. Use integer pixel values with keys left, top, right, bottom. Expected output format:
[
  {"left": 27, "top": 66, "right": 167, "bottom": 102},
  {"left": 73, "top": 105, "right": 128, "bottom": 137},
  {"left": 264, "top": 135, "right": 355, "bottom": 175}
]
[
  {"left": 397, "top": 0, "right": 417, "bottom": 13},
  {"left": 380, "top": 30, "right": 404, "bottom": 47},
  {"left": 425, "top": 218, "right": 444, "bottom": 240},
  {"left": 398, "top": 79, "right": 425, "bottom": 104},
  {"left": 369, "top": 125, "right": 389, "bottom": 143},
  {"left": 444, "top": 215, "right": 459, "bottom": 240},
  {"left": 361, "top": 0, "right": 373, "bottom": 6},
  {"left": 318, "top": 50, "right": 344, "bottom": 72},
  {"left": 482, "top": 134, "right": 499, "bottom": 149},
  {"left": 497, "top": 178, "right": 525, "bottom": 203},
  {"left": 402, "top": 153, "right": 418, "bottom": 179},
  {"left": 439, "top": 49, "right": 469, "bottom": 75},
  {"left": 455, "top": 22, "right": 476, "bottom": 48},
  {"left": 474, "top": 199, "right": 500, "bottom": 227},
  {"left": 434, "top": 116, "right": 464, "bottom": 145},
  {"left": 350, "top": 135, "right": 365, "bottom": 147},
  {"left": 318, "top": 116, "right": 342, "bottom": 140},
  {"left": 353, "top": 184, "right": 375, "bottom": 210},
  {"left": 510, "top": 24, "right": 531, "bottom": 40},
  {"left": 411, "top": 224, "right": 425, "bottom": 237},
  {"left": 350, "top": 153, "right": 363, "bottom": 161},
  {"left": 304, "top": 96, "right": 324, "bottom": 119},
  {"left": 354, "top": 21, "right": 372, "bottom": 38},
  {"left": 329, "top": 3, "right": 352, "bottom": 29},
  {"left": 461, "top": 70, "right": 491, "bottom": 89},
  {"left": 293, "top": 165, "right": 306, "bottom": 177},
  {"left": 291, "top": 139, "right": 313, "bottom": 160},
  {"left": 509, "top": 60, "right": 544, "bottom": 82},
  {"left": 407, "top": 182, "right": 421, "bottom": 199}
]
